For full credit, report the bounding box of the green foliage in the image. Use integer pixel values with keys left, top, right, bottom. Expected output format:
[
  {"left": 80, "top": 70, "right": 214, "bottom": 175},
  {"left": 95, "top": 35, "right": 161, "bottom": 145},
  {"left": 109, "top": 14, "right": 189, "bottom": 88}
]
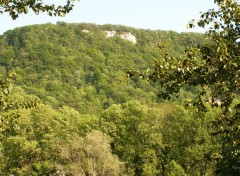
[
  {"left": 0, "top": 21, "right": 223, "bottom": 175},
  {"left": 101, "top": 101, "right": 165, "bottom": 176},
  {"left": 161, "top": 105, "right": 218, "bottom": 175},
  {"left": 59, "top": 130, "right": 124, "bottom": 176},
  {"left": 134, "top": 0, "right": 240, "bottom": 110},
  {"left": 213, "top": 107, "right": 240, "bottom": 175},
  {"left": 0, "top": 23, "right": 203, "bottom": 114},
  {"left": 100, "top": 101, "right": 218, "bottom": 176},
  {"left": 133, "top": 0, "right": 240, "bottom": 175},
  {"left": 0, "top": 0, "right": 79, "bottom": 19},
  {"left": 165, "top": 160, "right": 187, "bottom": 176},
  {"left": 0, "top": 104, "right": 100, "bottom": 175},
  {"left": 0, "top": 72, "right": 38, "bottom": 132}
]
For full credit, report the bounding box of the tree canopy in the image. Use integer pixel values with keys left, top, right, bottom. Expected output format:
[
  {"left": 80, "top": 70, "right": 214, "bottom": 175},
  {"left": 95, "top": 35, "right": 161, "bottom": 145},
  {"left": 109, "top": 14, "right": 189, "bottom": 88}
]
[
  {"left": 129, "top": 0, "right": 240, "bottom": 174},
  {"left": 0, "top": 23, "right": 217, "bottom": 175}
]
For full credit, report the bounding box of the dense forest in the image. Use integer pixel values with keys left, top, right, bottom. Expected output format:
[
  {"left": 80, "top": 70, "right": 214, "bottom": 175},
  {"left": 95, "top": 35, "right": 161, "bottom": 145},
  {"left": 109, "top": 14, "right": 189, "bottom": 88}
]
[{"left": 0, "top": 22, "right": 232, "bottom": 175}]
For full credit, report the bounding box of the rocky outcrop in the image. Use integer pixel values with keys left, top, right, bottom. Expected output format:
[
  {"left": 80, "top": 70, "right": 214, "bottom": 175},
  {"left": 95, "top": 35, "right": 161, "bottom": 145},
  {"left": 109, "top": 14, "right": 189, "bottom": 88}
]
[
  {"left": 105, "top": 30, "right": 116, "bottom": 38},
  {"left": 105, "top": 30, "right": 137, "bottom": 44},
  {"left": 82, "top": 29, "right": 137, "bottom": 44},
  {"left": 82, "top": 29, "right": 90, "bottom": 33},
  {"left": 119, "top": 32, "right": 137, "bottom": 44}
]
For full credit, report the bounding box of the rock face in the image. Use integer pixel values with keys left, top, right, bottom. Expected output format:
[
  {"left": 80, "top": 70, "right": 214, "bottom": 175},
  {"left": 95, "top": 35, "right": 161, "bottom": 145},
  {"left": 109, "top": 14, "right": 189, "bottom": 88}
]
[
  {"left": 104, "top": 30, "right": 137, "bottom": 44},
  {"left": 82, "top": 29, "right": 90, "bottom": 33},
  {"left": 82, "top": 29, "right": 137, "bottom": 44},
  {"left": 105, "top": 30, "right": 116, "bottom": 38},
  {"left": 120, "top": 32, "right": 137, "bottom": 44}
]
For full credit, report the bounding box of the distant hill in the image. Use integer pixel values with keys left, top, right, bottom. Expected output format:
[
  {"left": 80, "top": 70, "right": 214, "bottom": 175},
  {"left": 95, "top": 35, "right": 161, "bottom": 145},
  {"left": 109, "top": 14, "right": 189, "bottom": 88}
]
[{"left": 0, "top": 22, "right": 204, "bottom": 114}]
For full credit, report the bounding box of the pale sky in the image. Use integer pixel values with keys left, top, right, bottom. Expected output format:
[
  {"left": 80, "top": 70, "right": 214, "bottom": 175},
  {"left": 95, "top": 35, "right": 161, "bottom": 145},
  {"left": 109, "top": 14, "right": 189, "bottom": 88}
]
[{"left": 1, "top": 0, "right": 217, "bottom": 35}]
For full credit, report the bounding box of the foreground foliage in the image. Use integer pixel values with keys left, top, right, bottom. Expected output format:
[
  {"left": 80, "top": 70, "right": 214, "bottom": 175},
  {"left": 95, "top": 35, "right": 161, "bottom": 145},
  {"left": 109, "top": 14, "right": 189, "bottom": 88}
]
[
  {"left": 0, "top": 0, "right": 79, "bottom": 19},
  {"left": 131, "top": 0, "right": 240, "bottom": 175},
  {"left": 0, "top": 94, "right": 218, "bottom": 175}
]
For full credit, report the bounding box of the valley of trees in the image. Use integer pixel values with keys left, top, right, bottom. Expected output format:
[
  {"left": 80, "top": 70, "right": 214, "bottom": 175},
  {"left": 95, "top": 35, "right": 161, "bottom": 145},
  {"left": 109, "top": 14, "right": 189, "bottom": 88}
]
[{"left": 0, "top": 0, "right": 239, "bottom": 175}]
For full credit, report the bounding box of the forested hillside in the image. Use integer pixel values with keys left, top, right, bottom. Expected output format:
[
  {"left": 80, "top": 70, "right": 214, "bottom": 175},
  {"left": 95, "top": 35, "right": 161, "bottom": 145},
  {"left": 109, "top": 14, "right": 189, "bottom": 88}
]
[
  {"left": 0, "top": 22, "right": 204, "bottom": 113},
  {"left": 0, "top": 23, "right": 219, "bottom": 175}
]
